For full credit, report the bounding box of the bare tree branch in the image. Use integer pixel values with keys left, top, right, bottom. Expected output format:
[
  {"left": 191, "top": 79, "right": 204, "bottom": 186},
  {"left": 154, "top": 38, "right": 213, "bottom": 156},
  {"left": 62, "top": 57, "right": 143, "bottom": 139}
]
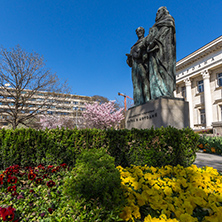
[{"left": 0, "top": 45, "right": 71, "bottom": 129}]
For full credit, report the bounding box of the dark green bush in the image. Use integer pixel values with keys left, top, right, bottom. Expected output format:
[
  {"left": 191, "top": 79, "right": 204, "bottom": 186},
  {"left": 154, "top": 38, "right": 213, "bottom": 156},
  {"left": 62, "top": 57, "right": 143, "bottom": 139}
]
[
  {"left": 62, "top": 148, "right": 126, "bottom": 221},
  {"left": 126, "top": 126, "right": 200, "bottom": 167},
  {"left": 0, "top": 126, "right": 200, "bottom": 170},
  {"left": 63, "top": 148, "right": 122, "bottom": 203}
]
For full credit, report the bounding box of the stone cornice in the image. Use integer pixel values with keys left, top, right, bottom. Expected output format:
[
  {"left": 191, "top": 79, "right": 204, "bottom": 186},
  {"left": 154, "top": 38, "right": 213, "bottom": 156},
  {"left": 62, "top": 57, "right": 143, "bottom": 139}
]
[{"left": 176, "top": 35, "right": 222, "bottom": 71}]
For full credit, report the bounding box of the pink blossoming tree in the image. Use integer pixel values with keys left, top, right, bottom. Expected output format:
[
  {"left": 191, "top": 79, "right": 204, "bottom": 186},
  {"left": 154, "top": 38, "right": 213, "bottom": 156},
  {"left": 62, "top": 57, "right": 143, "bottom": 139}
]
[
  {"left": 82, "top": 100, "right": 124, "bottom": 129},
  {"left": 38, "top": 115, "right": 78, "bottom": 130}
]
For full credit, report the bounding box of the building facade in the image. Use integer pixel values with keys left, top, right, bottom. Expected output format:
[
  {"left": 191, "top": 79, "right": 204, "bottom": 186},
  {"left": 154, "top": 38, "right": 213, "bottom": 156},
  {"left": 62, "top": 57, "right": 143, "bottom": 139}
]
[
  {"left": 0, "top": 87, "right": 95, "bottom": 128},
  {"left": 175, "top": 35, "right": 222, "bottom": 133}
]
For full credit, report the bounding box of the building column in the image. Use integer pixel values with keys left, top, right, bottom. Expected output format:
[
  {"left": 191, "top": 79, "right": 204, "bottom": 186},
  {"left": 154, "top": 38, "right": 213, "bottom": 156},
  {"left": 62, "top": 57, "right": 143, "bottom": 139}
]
[
  {"left": 201, "top": 70, "right": 213, "bottom": 128},
  {"left": 184, "top": 78, "right": 194, "bottom": 128}
]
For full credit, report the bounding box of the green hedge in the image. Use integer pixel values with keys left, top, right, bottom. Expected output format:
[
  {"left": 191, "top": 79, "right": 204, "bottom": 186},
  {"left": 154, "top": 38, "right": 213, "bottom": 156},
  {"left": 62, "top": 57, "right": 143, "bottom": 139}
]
[{"left": 0, "top": 126, "right": 200, "bottom": 170}]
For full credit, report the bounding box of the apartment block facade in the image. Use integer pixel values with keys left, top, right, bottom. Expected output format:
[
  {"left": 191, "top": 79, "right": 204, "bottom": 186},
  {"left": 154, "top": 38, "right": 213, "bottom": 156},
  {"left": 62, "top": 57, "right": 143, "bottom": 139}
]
[{"left": 0, "top": 87, "right": 95, "bottom": 128}]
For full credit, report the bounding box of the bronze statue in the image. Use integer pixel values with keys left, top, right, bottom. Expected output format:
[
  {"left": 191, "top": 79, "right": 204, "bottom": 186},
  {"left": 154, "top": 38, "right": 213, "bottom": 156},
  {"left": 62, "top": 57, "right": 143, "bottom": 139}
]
[
  {"left": 126, "top": 6, "right": 176, "bottom": 105},
  {"left": 126, "top": 27, "right": 150, "bottom": 106}
]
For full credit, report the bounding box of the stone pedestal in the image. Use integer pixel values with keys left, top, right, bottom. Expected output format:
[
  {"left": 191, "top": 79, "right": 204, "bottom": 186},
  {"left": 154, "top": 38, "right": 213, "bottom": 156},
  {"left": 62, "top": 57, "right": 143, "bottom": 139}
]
[{"left": 125, "top": 97, "right": 190, "bottom": 130}]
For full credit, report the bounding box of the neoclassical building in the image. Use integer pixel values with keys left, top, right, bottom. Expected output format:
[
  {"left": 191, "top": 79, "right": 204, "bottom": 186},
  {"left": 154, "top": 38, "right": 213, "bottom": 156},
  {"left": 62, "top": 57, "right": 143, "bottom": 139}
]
[{"left": 175, "top": 35, "right": 222, "bottom": 132}]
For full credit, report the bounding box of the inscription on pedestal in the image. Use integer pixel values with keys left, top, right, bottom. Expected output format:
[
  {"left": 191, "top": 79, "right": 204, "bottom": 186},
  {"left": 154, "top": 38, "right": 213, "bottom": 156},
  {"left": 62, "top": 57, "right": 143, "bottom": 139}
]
[
  {"left": 125, "top": 97, "right": 190, "bottom": 130},
  {"left": 127, "top": 110, "right": 157, "bottom": 124}
]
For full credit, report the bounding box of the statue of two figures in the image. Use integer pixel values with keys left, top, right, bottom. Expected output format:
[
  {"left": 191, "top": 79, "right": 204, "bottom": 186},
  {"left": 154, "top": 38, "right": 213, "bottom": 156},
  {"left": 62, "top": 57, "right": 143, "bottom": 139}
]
[{"left": 126, "top": 6, "right": 176, "bottom": 106}]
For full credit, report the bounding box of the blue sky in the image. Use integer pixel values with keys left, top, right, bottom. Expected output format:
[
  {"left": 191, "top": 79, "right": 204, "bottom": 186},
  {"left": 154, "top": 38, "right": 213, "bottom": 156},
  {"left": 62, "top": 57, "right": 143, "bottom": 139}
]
[{"left": 0, "top": 0, "right": 222, "bottom": 104}]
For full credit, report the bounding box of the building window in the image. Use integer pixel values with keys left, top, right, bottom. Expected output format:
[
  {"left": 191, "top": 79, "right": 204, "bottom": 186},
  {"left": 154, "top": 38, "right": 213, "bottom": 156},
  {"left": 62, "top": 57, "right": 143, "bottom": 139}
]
[
  {"left": 197, "top": 80, "right": 204, "bottom": 93},
  {"left": 181, "top": 86, "right": 186, "bottom": 99},
  {"left": 218, "top": 73, "right": 222, "bottom": 87},
  {"left": 200, "top": 109, "right": 206, "bottom": 124}
]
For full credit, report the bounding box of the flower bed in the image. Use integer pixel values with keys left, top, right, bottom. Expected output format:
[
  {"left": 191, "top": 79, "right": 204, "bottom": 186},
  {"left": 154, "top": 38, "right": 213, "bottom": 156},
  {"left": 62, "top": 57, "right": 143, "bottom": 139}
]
[
  {"left": 0, "top": 163, "right": 70, "bottom": 221},
  {"left": 118, "top": 164, "right": 222, "bottom": 222},
  {"left": 198, "top": 136, "right": 222, "bottom": 155},
  {"left": 1, "top": 163, "right": 222, "bottom": 221}
]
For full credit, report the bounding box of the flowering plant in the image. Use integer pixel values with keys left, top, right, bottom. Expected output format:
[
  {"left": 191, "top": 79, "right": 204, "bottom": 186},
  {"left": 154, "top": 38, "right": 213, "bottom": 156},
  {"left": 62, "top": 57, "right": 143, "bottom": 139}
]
[
  {"left": 118, "top": 164, "right": 222, "bottom": 222},
  {"left": 82, "top": 101, "right": 124, "bottom": 129},
  {"left": 198, "top": 136, "right": 222, "bottom": 155},
  {"left": 38, "top": 115, "right": 76, "bottom": 129},
  {"left": 0, "top": 163, "right": 69, "bottom": 221}
]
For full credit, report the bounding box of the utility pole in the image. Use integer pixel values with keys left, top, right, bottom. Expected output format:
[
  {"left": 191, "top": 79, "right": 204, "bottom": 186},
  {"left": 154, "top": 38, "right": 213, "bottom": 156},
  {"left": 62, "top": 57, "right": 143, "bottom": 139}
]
[{"left": 118, "top": 92, "right": 133, "bottom": 111}]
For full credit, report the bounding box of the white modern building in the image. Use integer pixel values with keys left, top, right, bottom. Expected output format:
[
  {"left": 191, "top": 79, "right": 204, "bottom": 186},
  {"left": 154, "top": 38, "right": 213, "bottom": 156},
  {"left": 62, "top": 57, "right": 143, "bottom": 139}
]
[
  {"left": 0, "top": 87, "right": 95, "bottom": 128},
  {"left": 175, "top": 35, "right": 222, "bottom": 133}
]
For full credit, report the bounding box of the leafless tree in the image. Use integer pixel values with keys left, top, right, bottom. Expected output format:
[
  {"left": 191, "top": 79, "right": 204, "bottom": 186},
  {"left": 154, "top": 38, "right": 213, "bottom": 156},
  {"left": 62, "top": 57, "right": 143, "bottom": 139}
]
[
  {"left": 92, "top": 95, "right": 109, "bottom": 104},
  {"left": 0, "top": 45, "right": 70, "bottom": 129},
  {"left": 92, "top": 94, "right": 125, "bottom": 110}
]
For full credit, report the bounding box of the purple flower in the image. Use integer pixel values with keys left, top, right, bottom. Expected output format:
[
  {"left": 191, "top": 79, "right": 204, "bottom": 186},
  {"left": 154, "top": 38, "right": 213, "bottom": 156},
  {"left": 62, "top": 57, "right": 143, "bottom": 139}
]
[
  {"left": 17, "top": 194, "right": 24, "bottom": 199},
  {"left": 40, "top": 212, "right": 45, "bottom": 218}
]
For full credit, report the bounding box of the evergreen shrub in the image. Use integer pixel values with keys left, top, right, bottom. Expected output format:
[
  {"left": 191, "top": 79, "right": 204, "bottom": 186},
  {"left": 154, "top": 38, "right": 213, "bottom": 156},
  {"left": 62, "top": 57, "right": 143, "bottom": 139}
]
[
  {"left": 63, "top": 148, "right": 122, "bottom": 202},
  {"left": 62, "top": 148, "right": 126, "bottom": 220},
  {"left": 0, "top": 126, "right": 200, "bottom": 170}
]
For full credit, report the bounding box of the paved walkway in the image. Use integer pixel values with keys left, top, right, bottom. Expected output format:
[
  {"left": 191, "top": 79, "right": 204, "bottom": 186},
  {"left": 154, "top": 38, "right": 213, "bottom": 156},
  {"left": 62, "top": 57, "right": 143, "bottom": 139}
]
[{"left": 193, "top": 152, "right": 222, "bottom": 172}]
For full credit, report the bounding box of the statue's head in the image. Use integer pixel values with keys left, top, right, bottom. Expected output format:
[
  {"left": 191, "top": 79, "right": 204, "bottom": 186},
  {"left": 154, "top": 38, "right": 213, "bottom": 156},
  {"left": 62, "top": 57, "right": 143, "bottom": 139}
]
[
  {"left": 155, "top": 6, "right": 169, "bottom": 22},
  {"left": 135, "top": 27, "right": 145, "bottom": 39}
]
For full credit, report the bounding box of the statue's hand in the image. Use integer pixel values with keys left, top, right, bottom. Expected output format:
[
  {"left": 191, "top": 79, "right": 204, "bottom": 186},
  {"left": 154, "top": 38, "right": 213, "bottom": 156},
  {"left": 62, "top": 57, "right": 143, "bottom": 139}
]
[
  {"left": 126, "top": 55, "right": 133, "bottom": 67},
  {"left": 126, "top": 53, "right": 132, "bottom": 58}
]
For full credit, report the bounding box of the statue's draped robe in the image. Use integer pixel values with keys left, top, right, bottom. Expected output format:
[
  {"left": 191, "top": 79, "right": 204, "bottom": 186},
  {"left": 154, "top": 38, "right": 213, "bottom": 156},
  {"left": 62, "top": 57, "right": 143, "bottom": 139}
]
[
  {"left": 128, "top": 38, "right": 150, "bottom": 105},
  {"left": 146, "top": 14, "right": 176, "bottom": 100}
]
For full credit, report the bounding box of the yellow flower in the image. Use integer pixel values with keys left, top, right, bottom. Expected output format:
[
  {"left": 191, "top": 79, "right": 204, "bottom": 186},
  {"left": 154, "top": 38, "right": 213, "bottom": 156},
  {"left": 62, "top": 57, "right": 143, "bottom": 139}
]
[
  {"left": 182, "top": 200, "right": 194, "bottom": 215},
  {"left": 131, "top": 204, "right": 141, "bottom": 219},
  {"left": 119, "top": 206, "right": 132, "bottom": 221},
  {"left": 117, "top": 164, "right": 222, "bottom": 222},
  {"left": 178, "top": 178, "right": 188, "bottom": 188},
  {"left": 180, "top": 213, "right": 198, "bottom": 222},
  {"left": 164, "top": 186, "right": 172, "bottom": 196},
  {"left": 174, "top": 208, "right": 184, "bottom": 218},
  {"left": 171, "top": 182, "right": 181, "bottom": 193},
  {"left": 134, "top": 192, "right": 146, "bottom": 206},
  {"left": 150, "top": 166, "right": 157, "bottom": 173},
  {"left": 144, "top": 215, "right": 153, "bottom": 222},
  {"left": 203, "top": 213, "right": 221, "bottom": 222},
  {"left": 131, "top": 180, "right": 141, "bottom": 190}
]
